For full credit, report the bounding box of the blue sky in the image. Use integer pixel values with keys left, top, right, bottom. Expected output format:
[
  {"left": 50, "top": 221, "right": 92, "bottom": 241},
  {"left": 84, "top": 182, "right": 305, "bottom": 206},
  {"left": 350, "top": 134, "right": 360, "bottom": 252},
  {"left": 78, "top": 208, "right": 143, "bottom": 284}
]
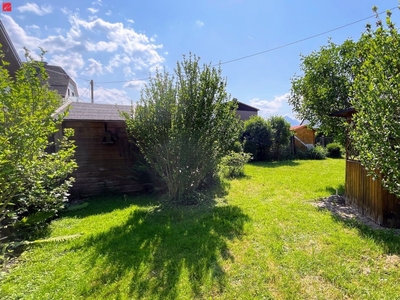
[{"left": 2, "top": 0, "right": 400, "bottom": 121}]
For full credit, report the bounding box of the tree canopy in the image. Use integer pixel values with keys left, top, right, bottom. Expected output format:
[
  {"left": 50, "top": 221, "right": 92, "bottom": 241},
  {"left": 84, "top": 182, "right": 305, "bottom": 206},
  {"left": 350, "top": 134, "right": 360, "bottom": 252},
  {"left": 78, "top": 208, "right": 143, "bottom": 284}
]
[{"left": 288, "top": 39, "right": 360, "bottom": 144}]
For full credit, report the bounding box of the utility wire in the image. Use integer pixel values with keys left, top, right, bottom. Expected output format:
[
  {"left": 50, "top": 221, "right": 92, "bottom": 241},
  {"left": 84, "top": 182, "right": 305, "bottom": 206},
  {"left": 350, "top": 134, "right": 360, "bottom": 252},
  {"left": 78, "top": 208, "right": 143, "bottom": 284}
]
[
  {"left": 94, "top": 6, "right": 399, "bottom": 84},
  {"left": 76, "top": 82, "right": 91, "bottom": 102},
  {"left": 215, "top": 6, "right": 399, "bottom": 66}
]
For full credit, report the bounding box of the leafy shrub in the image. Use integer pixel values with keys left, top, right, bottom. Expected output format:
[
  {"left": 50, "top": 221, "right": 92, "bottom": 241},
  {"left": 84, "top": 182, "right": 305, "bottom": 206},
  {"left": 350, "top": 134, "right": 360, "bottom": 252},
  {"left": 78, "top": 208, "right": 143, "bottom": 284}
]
[
  {"left": 241, "top": 116, "right": 272, "bottom": 161},
  {"left": 0, "top": 51, "right": 77, "bottom": 232},
  {"left": 269, "top": 116, "right": 291, "bottom": 160},
  {"left": 219, "top": 152, "right": 251, "bottom": 178},
  {"left": 295, "top": 146, "right": 327, "bottom": 160},
  {"left": 326, "top": 142, "right": 343, "bottom": 158}
]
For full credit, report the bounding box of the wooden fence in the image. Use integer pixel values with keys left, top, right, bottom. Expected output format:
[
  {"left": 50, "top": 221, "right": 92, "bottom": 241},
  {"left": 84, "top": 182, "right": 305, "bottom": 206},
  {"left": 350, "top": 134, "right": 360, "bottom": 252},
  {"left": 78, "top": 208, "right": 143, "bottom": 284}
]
[{"left": 345, "top": 160, "right": 400, "bottom": 227}]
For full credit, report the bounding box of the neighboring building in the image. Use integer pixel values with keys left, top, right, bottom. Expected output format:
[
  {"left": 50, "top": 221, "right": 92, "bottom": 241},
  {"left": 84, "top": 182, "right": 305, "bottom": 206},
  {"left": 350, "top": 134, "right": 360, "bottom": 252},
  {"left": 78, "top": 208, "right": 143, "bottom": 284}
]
[
  {"left": 44, "top": 63, "right": 79, "bottom": 101},
  {"left": 0, "top": 20, "right": 22, "bottom": 78},
  {"left": 235, "top": 101, "right": 259, "bottom": 121},
  {"left": 0, "top": 21, "right": 78, "bottom": 101},
  {"left": 331, "top": 107, "right": 400, "bottom": 228},
  {"left": 290, "top": 125, "right": 315, "bottom": 150},
  {"left": 54, "top": 101, "right": 142, "bottom": 197}
]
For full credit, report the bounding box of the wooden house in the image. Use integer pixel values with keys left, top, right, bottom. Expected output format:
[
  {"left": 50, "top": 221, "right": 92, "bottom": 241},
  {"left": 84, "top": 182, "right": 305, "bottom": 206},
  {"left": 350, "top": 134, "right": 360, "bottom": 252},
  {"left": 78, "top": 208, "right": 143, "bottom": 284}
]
[
  {"left": 55, "top": 101, "right": 142, "bottom": 197},
  {"left": 290, "top": 125, "right": 316, "bottom": 150},
  {"left": 331, "top": 108, "right": 400, "bottom": 227}
]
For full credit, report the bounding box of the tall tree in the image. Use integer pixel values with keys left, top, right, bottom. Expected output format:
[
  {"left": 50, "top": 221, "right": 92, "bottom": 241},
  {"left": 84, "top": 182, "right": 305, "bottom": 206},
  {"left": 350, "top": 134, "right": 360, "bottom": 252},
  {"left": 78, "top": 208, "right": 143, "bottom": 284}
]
[
  {"left": 350, "top": 8, "right": 400, "bottom": 197},
  {"left": 125, "top": 54, "right": 241, "bottom": 203},
  {"left": 0, "top": 50, "right": 77, "bottom": 228},
  {"left": 269, "top": 116, "right": 291, "bottom": 160},
  {"left": 288, "top": 39, "right": 360, "bottom": 144}
]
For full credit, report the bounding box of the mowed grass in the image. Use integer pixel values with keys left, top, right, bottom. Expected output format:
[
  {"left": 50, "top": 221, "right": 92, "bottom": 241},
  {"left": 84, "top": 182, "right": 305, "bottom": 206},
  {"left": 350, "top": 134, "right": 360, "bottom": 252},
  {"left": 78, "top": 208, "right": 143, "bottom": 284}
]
[{"left": 2, "top": 159, "right": 400, "bottom": 299}]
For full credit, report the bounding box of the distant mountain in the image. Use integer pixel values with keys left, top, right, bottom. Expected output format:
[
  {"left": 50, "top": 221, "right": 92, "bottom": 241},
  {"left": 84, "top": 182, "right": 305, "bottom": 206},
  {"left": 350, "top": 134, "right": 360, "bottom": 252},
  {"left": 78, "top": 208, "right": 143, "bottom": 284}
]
[{"left": 284, "top": 116, "right": 300, "bottom": 126}]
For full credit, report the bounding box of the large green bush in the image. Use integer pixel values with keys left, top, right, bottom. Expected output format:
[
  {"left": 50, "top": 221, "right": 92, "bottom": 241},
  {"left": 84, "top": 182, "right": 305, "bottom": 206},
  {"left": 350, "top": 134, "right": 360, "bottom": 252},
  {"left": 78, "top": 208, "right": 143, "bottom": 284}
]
[
  {"left": 326, "top": 142, "right": 343, "bottom": 158},
  {"left": 124, "top": 54, "right": 241, "bottom": 203},
  {"left": 241, "top": 116, "right": 272, "bottom": 161},
  {"left": 0, "top": 50, "right": 77, "bottom": 231},
  {"left": 269, "top": 116, "right": 292, "bottom": 160}
]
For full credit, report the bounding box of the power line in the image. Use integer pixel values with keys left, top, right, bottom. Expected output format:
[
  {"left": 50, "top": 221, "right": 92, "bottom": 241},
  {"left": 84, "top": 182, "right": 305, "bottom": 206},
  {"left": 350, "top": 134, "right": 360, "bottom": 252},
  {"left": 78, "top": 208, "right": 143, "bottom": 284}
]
[
  {"left": 215, "top": 6, "right": 399, "bottom": 66},
  {"left": 77, "top": 82, "right": 91, "bottom": 102},
  {"left": 93, "top": 5, "right": 399, "bottom": 84}
]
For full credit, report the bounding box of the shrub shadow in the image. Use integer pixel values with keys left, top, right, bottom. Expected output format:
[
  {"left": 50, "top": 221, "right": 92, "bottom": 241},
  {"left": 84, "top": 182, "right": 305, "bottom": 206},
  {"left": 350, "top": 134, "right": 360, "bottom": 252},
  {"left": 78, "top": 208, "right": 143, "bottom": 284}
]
[{"left": 81, "top": 203, "right": 250, "bottom": 299}]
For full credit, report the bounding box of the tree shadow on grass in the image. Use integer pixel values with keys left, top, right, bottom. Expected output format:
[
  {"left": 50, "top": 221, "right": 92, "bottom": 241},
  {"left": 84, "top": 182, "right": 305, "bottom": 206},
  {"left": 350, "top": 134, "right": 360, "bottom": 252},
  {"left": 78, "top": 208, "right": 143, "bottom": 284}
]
[{"left": 81, "top": 203, "right": 250, "bottom": 299}]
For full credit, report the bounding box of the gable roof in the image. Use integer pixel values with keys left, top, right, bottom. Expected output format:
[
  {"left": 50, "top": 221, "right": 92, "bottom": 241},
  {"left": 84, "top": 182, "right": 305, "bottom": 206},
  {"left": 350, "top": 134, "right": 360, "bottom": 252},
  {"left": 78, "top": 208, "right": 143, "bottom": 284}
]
[
  {"left": 237, "top": 101, "right": 259, "bottom": 112},
  {"left": 329, "top": 107, "right": 356, "bottom": 118},
  {"left": 290, "top": 124, "right": 315, "bottom": 131},
  {"left": 44, "top": 63, "right": 78, "bottom": 98},
  {"left": 0, "top": 20, "right": 22, "bottom": 77},
  {"left": 56, "top": 101, "right": 133, "bottom": 121}
]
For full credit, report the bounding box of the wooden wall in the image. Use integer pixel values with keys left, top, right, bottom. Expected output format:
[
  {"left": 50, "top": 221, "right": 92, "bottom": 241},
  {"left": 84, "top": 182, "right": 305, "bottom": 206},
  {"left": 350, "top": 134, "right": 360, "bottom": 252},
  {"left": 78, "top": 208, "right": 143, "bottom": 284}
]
[
  {"left": 63, "top": 120, "right": 142, "bottom": 197},
  {"left": 293, "top": 127, "right": 315, "bottom": 150},
  {"left": 345, "top": 160, "right": 400, "bottom": 227}
]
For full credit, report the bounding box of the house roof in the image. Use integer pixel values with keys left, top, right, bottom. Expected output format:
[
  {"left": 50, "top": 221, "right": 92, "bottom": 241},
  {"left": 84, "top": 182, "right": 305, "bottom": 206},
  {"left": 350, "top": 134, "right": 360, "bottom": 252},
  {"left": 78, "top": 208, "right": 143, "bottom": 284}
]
[
  {"left": 56, "top": 101, "right": 133, "bottom": 121},
  {"left": 44, "top": 63, "right": 78, "bottom": 98},
  {"left": 290, "top": 124, "right": 315, "bottom": 131},
  {"left": 237, "top": 101, "right": 259, "bottom": 112},
  {"left": 329, "top": 107, "right": 356, "bottom": 118},
  {"left": 0, "top": 20, "right": 22, "bottom": 77}
]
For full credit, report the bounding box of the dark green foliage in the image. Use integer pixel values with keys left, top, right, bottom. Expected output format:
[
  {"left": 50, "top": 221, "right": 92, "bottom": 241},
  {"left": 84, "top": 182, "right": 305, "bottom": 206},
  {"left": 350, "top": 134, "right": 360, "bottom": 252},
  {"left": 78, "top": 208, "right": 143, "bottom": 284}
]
[
  {"left": 289, "top": 39, "right": 360, "bottom": 145},
  {"left": 326, "top": 142, "right": 343, "bottom": 158},
  {"left": 296, "top": 146, "right": 327, "bottom": 160},
  {"left": 0, "top": 49, "right": 77, "bottom": 231},
  {"left": 269, "top": 116, "right": 292, "bottom": 160},
  {"left": 350, "top": 9, "right": 400, "bottom": 197},
  {"left": 219, "top": 151, "right": 251, "bottom": 178},
  {"left": 242, "top": 116, "right": 272, "bottom": 161},
  {"left": 124, "top": 54, "right": 241, "bottom": 203}
]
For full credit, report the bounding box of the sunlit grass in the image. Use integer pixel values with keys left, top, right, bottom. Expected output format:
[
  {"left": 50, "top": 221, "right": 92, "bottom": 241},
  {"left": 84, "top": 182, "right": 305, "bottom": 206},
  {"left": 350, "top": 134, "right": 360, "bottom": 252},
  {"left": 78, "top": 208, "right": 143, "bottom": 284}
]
[{"left": 2, "top": 158, "right": 400, "bottom": 299}]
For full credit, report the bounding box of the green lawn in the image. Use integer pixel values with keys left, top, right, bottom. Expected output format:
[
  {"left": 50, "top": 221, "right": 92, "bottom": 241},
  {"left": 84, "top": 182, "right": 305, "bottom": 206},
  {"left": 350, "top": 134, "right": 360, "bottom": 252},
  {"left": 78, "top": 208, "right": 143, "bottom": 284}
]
[{"left": 2, "top": 159, "right": 400, "bottom": 299}]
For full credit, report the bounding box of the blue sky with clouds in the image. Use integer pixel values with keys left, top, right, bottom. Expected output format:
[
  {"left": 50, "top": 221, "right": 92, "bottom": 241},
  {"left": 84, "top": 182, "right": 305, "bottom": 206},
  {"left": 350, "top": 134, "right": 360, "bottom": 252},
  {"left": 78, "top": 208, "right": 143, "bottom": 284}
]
[{"left": 2, "top": 0, "right": 400, "bottom": 120}]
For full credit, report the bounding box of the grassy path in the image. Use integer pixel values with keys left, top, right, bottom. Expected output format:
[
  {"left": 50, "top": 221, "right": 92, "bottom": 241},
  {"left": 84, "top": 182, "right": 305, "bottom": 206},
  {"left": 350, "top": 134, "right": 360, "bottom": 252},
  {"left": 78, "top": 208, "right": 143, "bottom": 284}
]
[{"left": 2, "top": 159, "right": 400, "bottom": 299}]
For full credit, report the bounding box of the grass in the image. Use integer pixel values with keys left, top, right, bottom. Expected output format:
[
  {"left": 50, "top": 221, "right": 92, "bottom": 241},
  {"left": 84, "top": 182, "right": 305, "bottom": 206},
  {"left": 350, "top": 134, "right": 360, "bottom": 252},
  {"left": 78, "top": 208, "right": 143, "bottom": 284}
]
[{"left": 2, "top": 159, "right": 400, "bottom": 299}]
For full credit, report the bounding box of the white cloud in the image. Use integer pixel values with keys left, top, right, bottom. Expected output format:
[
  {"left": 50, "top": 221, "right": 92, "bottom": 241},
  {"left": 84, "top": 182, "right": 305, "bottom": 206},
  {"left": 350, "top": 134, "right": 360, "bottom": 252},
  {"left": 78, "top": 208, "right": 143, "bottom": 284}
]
[
  {"left": 126, "top": 19, "right": 134, "bottom": 24},
  {"left": 49, "top": 53, "right": 85, "bottom": 77},
  {"left": 26, "top": 24, "right": 39, "bottom": 29},
  {"left": 92, "top": 0, "right": 102, "bottom": 6},
  {"left": 196, "top": 20, "right": 204, "bottom": 28},
  {"left": 105, "top": 10, "right": 112, "bottom": 16},
  {"left": 249, "top": 93, "right": 290, "bottom": 116},
  {"left": 85, "top": 40, "right": 118, "bottom": 52},
  {"left": 105, "top": 54, "right": 131, "bottom": 73},
  {"left": 2, "top": 14, "right": 165, "bottom": 89},
  {"left": 87, "top": 7, "right": 99, "bottom": 14},
  {"left": 17, "top": 3, "right": 53, "bottom": 16},
  {"left": 83, "top": 58, "right": 104, "bottom": 76},
  {"left": 92, "top": 87, "right": 134, "bottom": 105},
  {"left": 123, "top": 80, "right": 146, "bottom": 90},
  {"left": 123, "top": 66, "right": 135, "bottom": 77}
]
